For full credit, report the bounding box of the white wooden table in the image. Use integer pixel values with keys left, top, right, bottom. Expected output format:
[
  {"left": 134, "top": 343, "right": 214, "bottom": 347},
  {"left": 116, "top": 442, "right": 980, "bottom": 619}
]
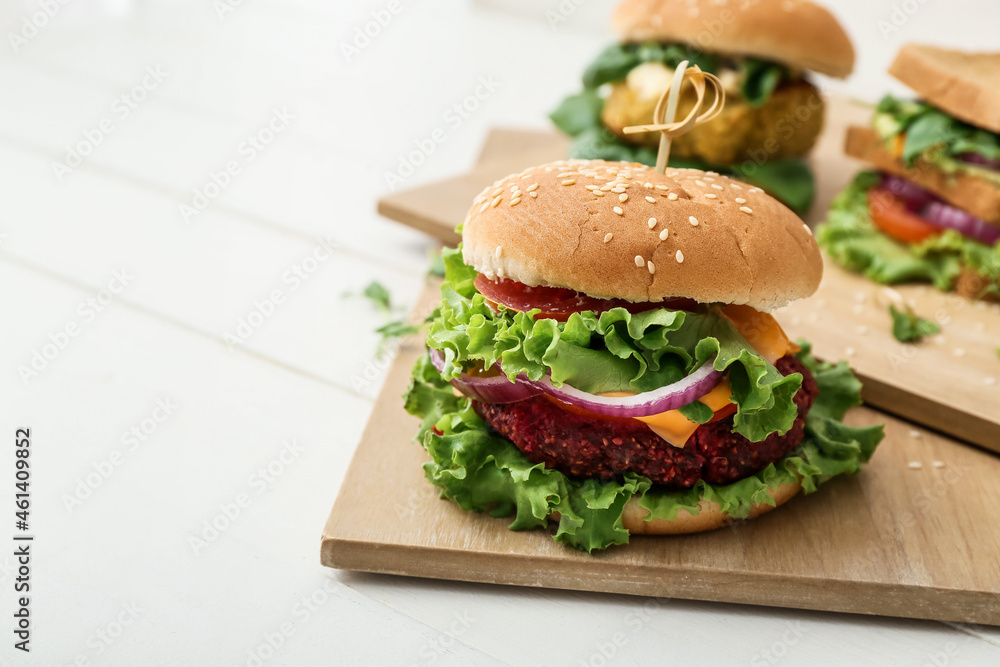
[{"left": 2, "top": 0, "right": 999, "bottom": 664}]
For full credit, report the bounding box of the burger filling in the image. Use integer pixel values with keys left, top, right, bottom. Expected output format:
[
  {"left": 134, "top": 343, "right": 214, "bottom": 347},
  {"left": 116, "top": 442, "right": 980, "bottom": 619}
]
[
  {"left": 405, "top": 248, "right": 884, "bottom": 551},
  {"left": 550, "top": 41, "right": 817, "bottom": 213}
]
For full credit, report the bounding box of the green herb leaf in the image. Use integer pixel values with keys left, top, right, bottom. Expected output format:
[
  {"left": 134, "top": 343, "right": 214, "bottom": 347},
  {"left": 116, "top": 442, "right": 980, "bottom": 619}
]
[
  {"left": 678, "top": 400, "right": 715, "bottom": 424},
  {"left": 874, "top": 94, "right": 1000, "bottom": 167},
  {"left": 361, "top": 281, "right": 392, "bottom": 314},
  {"left": 582, "top": 44, "right": 641, "bottom": 89},
  {"left": 889, "top": 305, "right": 940, "bottom": 343},
  {"left": 740, "top": 59, "right": 787, "bottom": 108}
]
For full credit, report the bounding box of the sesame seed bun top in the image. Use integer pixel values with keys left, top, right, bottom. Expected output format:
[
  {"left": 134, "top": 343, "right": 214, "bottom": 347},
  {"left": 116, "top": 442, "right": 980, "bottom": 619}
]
[
  {"left": 461, "top": 160, "right": 822, "bottom": 312},
  {"left": 612, "top": 0, "right": 855, "bottom": 79}
]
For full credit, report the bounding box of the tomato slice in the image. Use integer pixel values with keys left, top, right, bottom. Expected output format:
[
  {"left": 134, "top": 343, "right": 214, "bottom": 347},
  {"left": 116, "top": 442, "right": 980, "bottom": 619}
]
[
  {"left": 473, "top": 275, "right": 697, "bottom": 321},
  {"left": 868, "top": 189, "right": 940, "bottom": 244}
]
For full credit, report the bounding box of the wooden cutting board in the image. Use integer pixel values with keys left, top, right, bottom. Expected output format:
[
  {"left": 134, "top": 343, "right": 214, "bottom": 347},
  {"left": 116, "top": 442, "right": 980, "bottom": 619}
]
[
  {"left": 376, "top": 97, "right": 1000, "bottom": 453},
  {"left": 322, "top": 281, "right": 1000, "bottom": 626}
]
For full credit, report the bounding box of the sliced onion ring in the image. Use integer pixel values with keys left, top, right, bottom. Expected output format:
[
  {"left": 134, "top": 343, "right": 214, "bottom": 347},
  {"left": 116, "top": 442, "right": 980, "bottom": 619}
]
[
  {"left": 958, "top": 152, "right": 1000, "bottom": 171},
  {"left": 428, "top": 348, "right": 724, "bottom": 418},
  {"left": 428, "top": 348, "right": 540, "bottom": 404},
  {"left": 922, "top": 201, "right": 1000, "bottom": 246},
  {"left": 880, "top": 174, "right": 932, "bottom": 211}
]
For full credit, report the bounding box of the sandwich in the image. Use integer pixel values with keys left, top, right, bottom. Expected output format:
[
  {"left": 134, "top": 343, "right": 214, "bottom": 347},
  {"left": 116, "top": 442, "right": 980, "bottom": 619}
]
[
  {"left": 549, "top": 0, "right": 855, "bottom": 215},
  {"left": 819, "top": 44, "right": 1000, "bottom": 300},
  {"left": 405, "top": 159, "right": 883, "bottom": 552}
]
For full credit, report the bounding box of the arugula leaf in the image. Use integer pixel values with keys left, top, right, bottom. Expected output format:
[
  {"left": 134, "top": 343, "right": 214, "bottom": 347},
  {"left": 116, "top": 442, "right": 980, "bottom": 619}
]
[
  {"left": 741, "top": 59, "right": 787, "bottom": 108},
  {"left": 889, "top": 305, "right": 940, "bottom": 343},
  {"left": 678, "top": 400, "right": 715, "bottom": 424},
  {"left": 404, "top": 345, "right": 884, "bottom": 552},
  {"left": 550, "top": 90, "right": 605, "bottom": 138},
  {"left": 730, "top": 158, "right": 815, "bottom": 214}
]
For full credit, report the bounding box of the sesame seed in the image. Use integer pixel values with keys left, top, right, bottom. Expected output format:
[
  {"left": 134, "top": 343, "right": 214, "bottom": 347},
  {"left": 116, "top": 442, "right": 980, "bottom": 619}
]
[
  {"left": 689, "top": 216, "right": 699, "bottom": 226},
  {"left": 731, "top": 183, "right": 742, "bottom": 190},
  {"left": 704, "top": 177, "right": 715, "bottom": 182},
  {"left": 557, "top": 172, "right": 577, "bottom": 178},
  {"left": 593, "top": 191, "right": 605, "bottom": 197},
  {"left": 857, "top": 325, "right": 869, "bottom": 335},
  {"left": 497, "top": 267, "right": 505, "bottom": 278},
  {"left": 479, "top": 202, "right": 489, "bottom": 213},
  {"left": 986, "top": 377, "right": 998, "bottom": 386},
  {"left": 619, "top": 193, "right": 628, "bottom": 202},
  {"left": 527, "top": 183, "right": 539, "bottom": 192},
  {"left": 659, "top": 229, "right": 669, "bottom": 240},
  {"left": 492, "top": 188, "right": 503, "bottom": 197},
  {"left": 562, "top": 179, "right": 576, "bottom": 186},
  {"left": 634, "top": 255, "right": 645, "bottom": 268},
  {"left": 910, "top": 430, "right": 922, "bottom": 438},
  {"left": 803, "top": 224, "right": 813, "bottom": 236},
  {"left": 676, "top": 250, "right": 684, "bottom": 263},
  {"left": 644, "top": 182, "right": 653, "bottom": 188},
  {"left": 613, "top": 206, "right": 623, "bottom": 215},
  {"left": 529, "top": 192, "right": 537, "bottom": 198},
  {"left": 695, "top": 180, "right": 707, "bottom": 187},
  {"left": 933, "top": 461, "right": 945, "bottom": 468},
  {"left": 648, "top": 217, "right": 657, "bottom": 228},
  {"left": 601, "top": 183, "right": 614, "bottom": 191},
  {"left": 954, "top": 348, "right": 966, "bottom": 357},
  {"left": 705, "top": 193, "right": 717, "bottom": 199},
  {"left": 612, "top": 187, "right": 627, "bottom": 194},
  {"left": 604, "top": 233, "right": 613, "bottom": 243},
  {"left": 586, "top": 185, "right": 598, "bottom": 191},
  {"left": 711, "top": 184, "right": 723, "bottom": 190},
  {"left": 491, "top": 195, "right": 502, "bottom": 208},
  {"left": 510, "top": 198, "right": 521, "bottom": 206},
  {"left": 645, "top": 196, "right": 656, "bottom": 203},
  {"left": 735, "top": 198, "right": 747, "bottom": 204},
  {"left": 510, "top": 184, "right": 519, "bottom": 191},
  {"left": 648, "top": 260, "right": 656, "bottom": 275},
  {"left": 845, "top": 346, "right": 856, "bottom": 357},
  {"left": 495, "top": 246, "right": 503, "bottom": 259},
  {"left": 908, "top": 461, "right": 923, "bottom": 470},
  {"left": 655, "top": 184, "right": 669, "bottom": 191},
  {"left": 740, "top": 206, "right": 753, "bottom": 214},
  {"left": 667, "top": 193, "right": 678, "bottom": 201}
]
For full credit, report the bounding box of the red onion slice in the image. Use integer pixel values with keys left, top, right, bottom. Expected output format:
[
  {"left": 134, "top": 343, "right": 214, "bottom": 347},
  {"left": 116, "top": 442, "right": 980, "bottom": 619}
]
[
  {"left": 958, "top": 152, "right": 1000, "bottom": 171},
  {"left": 428, "top": 348, "right": 541, "bottom": 404},
  {"left": 524, "top": 362, "right": 722, "bottom": 418},
  {"left": 922, "top": 202, "right": 1000, "bottom": 246},
  {"left": 879, "top": 174, "right": 933, "bottom": 212},
  {"left": 427, "top": 348, "right": 724, "bottom": 417}
]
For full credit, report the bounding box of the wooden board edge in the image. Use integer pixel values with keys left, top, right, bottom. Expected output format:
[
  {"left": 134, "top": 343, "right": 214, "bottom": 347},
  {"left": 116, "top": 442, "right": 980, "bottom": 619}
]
[
  {"left": 376, "top": 198, "right": 461, "bottom": 246},
  {"left": 858, "top": 371, "right": 1000, "bottom": 456},
  {"left": 321, "top": 537, "right": 1000, "bottom": 627}
]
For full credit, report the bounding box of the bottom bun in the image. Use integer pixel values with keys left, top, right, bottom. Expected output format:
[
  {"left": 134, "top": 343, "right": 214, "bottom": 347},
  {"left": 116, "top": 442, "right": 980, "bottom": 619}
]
[{"left": 621, "top": 481, "right": 802, "bottom": 535}]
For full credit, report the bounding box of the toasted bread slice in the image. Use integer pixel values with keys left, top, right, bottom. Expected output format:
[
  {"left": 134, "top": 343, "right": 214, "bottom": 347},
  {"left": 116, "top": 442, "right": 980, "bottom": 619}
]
[
  {"left": 889, "top": 44, "right": 1000, "bottom": 134},
  {"left": 845, "top": 126, "right": 1000, "bottom": 225}
]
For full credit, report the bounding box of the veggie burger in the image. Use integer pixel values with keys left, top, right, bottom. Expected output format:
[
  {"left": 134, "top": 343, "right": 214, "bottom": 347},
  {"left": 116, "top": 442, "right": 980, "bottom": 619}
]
[
  {"left": 820, "top": 44, "right": 1000, "bottom": 300},
  {"left": 406, "top": 159, "right": 884, "bottom": 552},
  {"left": 550, "top": 0, "right": 855, "bottom": 214}
]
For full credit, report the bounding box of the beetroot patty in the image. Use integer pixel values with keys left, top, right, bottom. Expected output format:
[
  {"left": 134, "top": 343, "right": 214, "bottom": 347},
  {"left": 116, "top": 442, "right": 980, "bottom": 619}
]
[{"left": 474, "top": 355, "right": 818, "bottom": 489}]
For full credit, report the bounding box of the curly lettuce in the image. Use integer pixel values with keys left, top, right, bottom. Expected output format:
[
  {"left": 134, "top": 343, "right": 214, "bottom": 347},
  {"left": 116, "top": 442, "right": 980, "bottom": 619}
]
[
  {"left": 817, "top": 171, "right": 1000, "bottom": 297},
  {"left": 428, "top": 247, "right": 802, "bottom": 442},
  {"left": 404, "top": 340, "right": 883, "bottom": 552}
]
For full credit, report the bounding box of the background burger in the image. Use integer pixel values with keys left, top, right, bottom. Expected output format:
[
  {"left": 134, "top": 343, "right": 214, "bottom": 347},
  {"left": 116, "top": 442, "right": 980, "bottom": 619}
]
[
  {"left": 549, "top": 0, "right": 854, "bottom": 215},
  {"left": 405, "top": 159, "right": 883, "bottom": 552},
  {"left": 819, "top": 44, "right": 1000, "bottom": 301}
]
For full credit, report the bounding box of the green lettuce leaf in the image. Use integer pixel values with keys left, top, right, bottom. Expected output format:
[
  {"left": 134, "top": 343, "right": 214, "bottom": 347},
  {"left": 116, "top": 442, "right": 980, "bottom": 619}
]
[
  {"left": 582, "top": 42, "right": 718, "bottom": 90},
  {"left": 427, "top": 247, "right": 802, "bottom": 442},
  {"left": 404, "top": 343, "right": 883, "bottom": 552},
  {"left": 817, "top": 171, "right": 999, "bottom": 295},
  {"left": 550, "top": 90, "right": 605, "bottom": 138}
]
